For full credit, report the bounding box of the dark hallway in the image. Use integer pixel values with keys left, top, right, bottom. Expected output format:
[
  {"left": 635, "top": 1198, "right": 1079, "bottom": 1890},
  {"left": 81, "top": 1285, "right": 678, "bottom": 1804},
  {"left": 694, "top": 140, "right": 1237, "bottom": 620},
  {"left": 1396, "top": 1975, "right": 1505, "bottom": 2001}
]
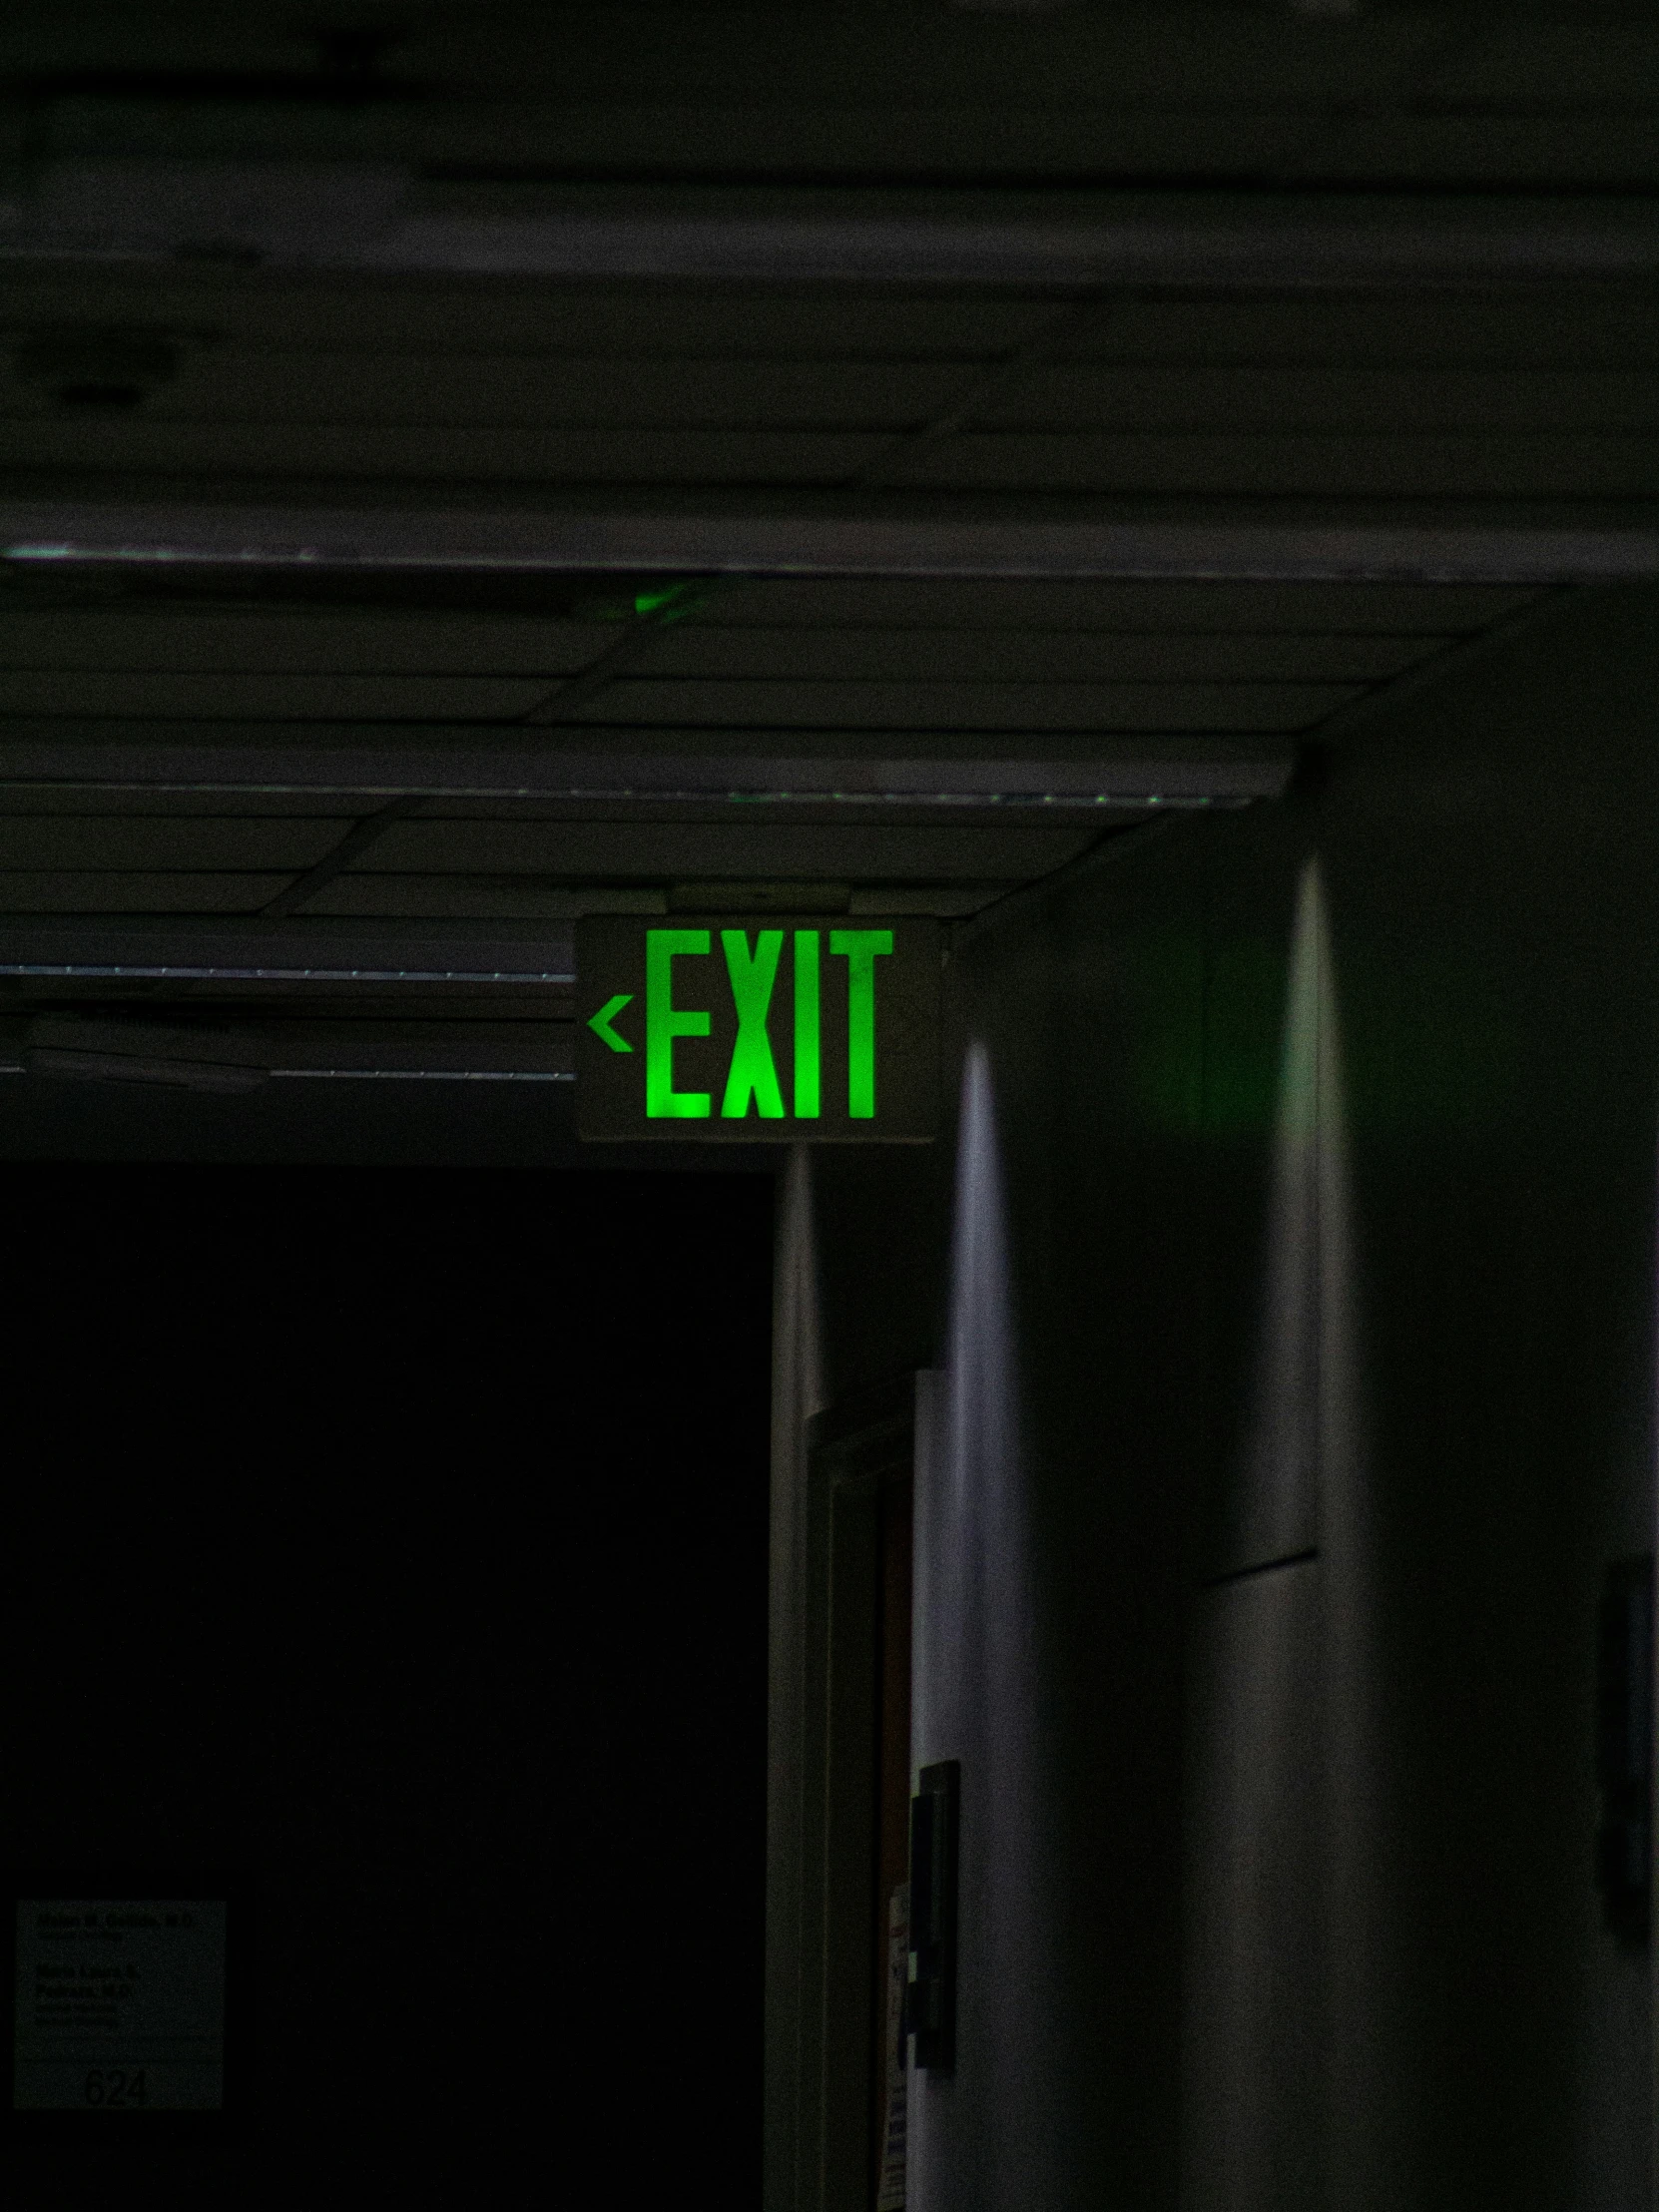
[{"left": 2, "top": 1165, "right": 773, "bottom": 2201}]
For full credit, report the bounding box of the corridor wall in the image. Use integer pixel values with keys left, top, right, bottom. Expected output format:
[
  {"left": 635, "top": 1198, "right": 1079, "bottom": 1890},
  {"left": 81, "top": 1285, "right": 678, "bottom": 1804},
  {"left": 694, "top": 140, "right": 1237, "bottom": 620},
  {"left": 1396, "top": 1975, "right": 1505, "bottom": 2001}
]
[{"left": 768, "top": 581, "right": 1658, "bottom": 2212}]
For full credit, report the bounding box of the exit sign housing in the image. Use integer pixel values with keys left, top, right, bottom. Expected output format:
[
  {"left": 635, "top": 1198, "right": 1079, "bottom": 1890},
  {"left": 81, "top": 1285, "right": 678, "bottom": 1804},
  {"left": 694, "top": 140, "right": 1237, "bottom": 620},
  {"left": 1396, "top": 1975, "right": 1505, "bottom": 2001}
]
[{"left": 576, "top": 917, "right": 940, "bottom": 1142}]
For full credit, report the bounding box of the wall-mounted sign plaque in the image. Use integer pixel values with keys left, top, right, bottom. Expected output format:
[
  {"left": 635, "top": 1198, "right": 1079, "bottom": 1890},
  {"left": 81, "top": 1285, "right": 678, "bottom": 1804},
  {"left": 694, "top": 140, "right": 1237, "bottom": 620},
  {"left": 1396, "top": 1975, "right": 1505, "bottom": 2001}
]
[
  {"left": 576, "top": 917, "right": 939, "bottom": 1142},
  {"left": 12, "top": 1899, "right": 228, "bottom": 2111}
]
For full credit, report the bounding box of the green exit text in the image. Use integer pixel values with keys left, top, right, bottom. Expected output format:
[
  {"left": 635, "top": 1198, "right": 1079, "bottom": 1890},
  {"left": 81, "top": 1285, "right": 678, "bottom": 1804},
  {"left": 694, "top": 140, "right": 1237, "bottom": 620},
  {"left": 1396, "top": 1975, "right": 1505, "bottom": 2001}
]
[{"left": 591, "top": 927, "right": 893, "bottom": 1120}]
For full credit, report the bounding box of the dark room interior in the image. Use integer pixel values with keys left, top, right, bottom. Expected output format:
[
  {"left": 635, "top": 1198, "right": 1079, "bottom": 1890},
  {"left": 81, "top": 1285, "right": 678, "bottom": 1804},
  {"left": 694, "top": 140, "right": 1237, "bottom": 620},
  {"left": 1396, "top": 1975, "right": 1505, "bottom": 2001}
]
[
  {"left": 0, "top": 3, "right": 1654, "bottom": 2207},
  {"left": 4, "top": 1162, "right": 773, "bottom": 2201}
]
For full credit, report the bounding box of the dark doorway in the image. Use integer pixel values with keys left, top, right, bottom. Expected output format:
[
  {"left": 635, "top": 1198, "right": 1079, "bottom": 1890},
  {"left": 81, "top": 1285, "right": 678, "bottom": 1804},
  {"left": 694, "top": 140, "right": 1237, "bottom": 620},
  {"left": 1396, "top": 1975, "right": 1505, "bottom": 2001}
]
[
  {"left": 1, "top": 1164, "right": 773, "bottom": 2201},
  {"left": 794, "top": 1384, "right": 916, "bottom": 2212}
]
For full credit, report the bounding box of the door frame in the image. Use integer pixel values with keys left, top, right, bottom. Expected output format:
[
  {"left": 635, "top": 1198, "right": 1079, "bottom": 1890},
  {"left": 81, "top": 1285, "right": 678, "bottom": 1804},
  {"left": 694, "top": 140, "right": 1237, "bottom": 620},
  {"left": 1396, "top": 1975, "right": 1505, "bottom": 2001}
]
[{"left": 771, "top": 1375, "right": 915, "bottom": 2212}]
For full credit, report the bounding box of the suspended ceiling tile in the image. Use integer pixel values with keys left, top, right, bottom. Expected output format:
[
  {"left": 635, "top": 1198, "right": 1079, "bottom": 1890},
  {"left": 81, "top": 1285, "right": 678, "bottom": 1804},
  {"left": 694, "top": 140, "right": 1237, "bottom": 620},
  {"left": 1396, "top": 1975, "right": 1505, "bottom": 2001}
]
[
  {"left": 0, "top": 670, "right": 564, "bottom": 721},
  {"left": 0, "top": 612, "right": 1449, "bottom": 686},
  {"left": 628, "top": 627, "right": 1440, "bottom": 685},
  {"left": 695, "top": 578, "right": 1549, "bottom": 633},
  {"left": 1065, "top": 292, "right": 1659, "bottom": 366},
  {"left": 573, "top": 679, "right": 1360, "bottom": 733},
  {"left": 0, "top": 419, "right": 890, "bottom": 484},
  {"left": 0, "top": 870, "right": 287, "bottom": 910},
  {"left": 304, "top": 874, "right": 628, "bottom": 919},
  {"left": 360, "top": 818, "right": 1101, "bottom": 878},
  {"left": 986, "top": 367, "right": 1659, "bottom": 436},
  {"left": 0, "top": 608, "right": 608, "bottom": 677},
  {"left": 905, "top": 431, "right": 1659, "bottom": 500},
  {"left": 0, "top": 816, "right": 346, "bottom": 867},
  {"left": 0, "top": 354, "right": 982, "bottom": 431}
]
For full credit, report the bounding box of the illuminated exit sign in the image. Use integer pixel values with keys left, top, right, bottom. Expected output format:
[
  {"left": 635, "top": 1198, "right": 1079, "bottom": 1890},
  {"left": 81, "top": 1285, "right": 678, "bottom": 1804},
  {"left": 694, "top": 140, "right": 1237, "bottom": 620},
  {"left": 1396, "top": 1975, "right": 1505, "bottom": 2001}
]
[{"left": 576, "top": 917, "right": 939, "bottom": 1142}]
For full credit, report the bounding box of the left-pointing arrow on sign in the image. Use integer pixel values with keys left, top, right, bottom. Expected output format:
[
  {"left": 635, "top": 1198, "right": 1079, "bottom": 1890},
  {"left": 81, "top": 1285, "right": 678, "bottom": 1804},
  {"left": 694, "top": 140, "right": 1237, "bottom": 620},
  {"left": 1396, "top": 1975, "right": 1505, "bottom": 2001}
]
[{"left": 587, "top": 992, "right": 635, "bottom": 1053}]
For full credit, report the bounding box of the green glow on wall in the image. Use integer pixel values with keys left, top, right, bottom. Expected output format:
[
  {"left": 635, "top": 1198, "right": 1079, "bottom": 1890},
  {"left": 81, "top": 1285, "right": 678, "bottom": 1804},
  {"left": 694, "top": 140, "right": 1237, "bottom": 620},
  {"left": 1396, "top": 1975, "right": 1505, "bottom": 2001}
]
[
  {"left": 830, "top": 929, "right": 892, "bottom": 1118},
  {"left": 580, "top": 580, "right": 704, "bottom": 624},
  {"left": 720, "top": 929, "right": 786, "bottom": 1118},
  {"left": 645, "top": 928, "right": 712, "bottom": 1118},
  {"left": 794, "top": 930, "right": 821, "bottom": 1118},
  {"left": 632, "top": 582, "right": 702, "bottom": 622}
]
